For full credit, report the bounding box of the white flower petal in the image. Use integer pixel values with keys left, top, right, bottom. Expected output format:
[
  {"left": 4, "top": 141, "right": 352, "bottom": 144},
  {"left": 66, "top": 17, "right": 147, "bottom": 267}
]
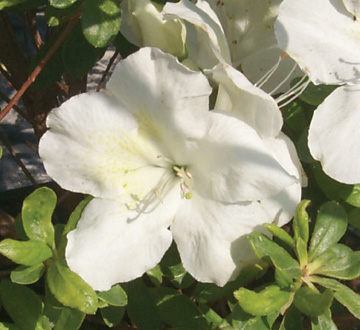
[
  {"left": 107, "top": 47, "right": 212, "bottom": 164},
  {"left": 39, "top": 93, "right": 166, "bottom": 200},
  {"left": 172, "top": 194, "right": 271, "bottom": 286},
  {"left": 309, "top": 85, "right": 360, "bottom": 184},
  {"left": 163, "top": 0, "right": 231, "bottom": 68},
  {"left": 342, "top": 0, "right": 360, "bottom": 17},
  {"left": 120, "top": 0, "right": 186, "bottom": 58},
  {"left": 261, "top": 133, "right": 304, "bottom": 227},
  {"left": 206, "top": 62, "right": 283, "bottom": 137},
  {"left": 275, "top": 0, "right": 360, "bottom": 85},
  {"left": 190, "top": 111, "right": 297, "bottom": 203},
  {"left": 66, "top": 187, "right": 179, "bottom": 291}
]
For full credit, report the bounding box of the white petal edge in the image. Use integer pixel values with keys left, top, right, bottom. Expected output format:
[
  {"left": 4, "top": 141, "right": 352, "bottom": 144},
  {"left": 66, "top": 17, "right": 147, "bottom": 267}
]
[
  {"left": 275, "top": 0, "right": 360, "bottom": 85},
  {"left": 163, "top": 0, "right": 231, "bottom": 68},
  {"left": 206, "top": 62, "right": 283, "bottom": 137},
  {"left": 309, "top": 85, "right": 360, "bottom": 184},
  {"left": 107, "top": 47, "right": 212, "bottom": 164},
  {"left": 66, "top": 186, "right": 180, "bottom": 291},
  {"left": 39, "top": 92, "right": 166, "bottom": 200},
  {"left": 190, "top": 111, "right": 297, "bottom": 203},
  {"left": 172, "top": 194, "right": 272, "bottom": 286}
]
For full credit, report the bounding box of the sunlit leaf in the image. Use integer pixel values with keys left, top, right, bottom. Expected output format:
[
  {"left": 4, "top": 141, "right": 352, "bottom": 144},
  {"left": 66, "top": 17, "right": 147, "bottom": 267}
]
[
  {"left": 49, "top": 0, "right": 78, "bottom": 9},
  {"left": 308, "top": 202, "right": 347, "bottom": 261},
  {"left": 21, "top": 187, "right": 56, "bottom": 247},
  {"left": 0, "top": 239, "right": 52, "bottom": 266},
  {"left": 97, "top": 284, "right": 127, "bottom": 307}
]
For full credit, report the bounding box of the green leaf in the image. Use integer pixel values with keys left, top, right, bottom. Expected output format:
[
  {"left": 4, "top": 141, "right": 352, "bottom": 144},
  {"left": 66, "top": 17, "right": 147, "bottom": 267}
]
[
  {"left": 149, "top": 287, "right": 208, "bottom": 329},
  {"left": 161, "top": 243, "right": 194, "bottom": 288},
  {"left": 126, "top": 279, "right": 162, "bottom": 329},
  {"left": 248, "top": 232, "right": 302, "bottom": 278},
  {"left": 281, "top": 99, "right": 307, "bottom": 133},
  {"left": 53, "top": 308, "right": 85, "bottom": 330},
  {"left": 81, "top": 0, "right": 121, "bottom": 48},
  {"left": 0, "top": 323, "right": 21, "bottom": 330},
  {"left": 309, "top": 244, "right": 360, "bottom": 279},
  {"left": 234, "top": 285, "right": 291, "bottom": 317},
  {"left": 279, "top": 306, "right": 302, "bottom": 330},
  {"left": 63, "top": 196, "right": 92, "bottom": 236},
  {"left": 62, "top": 24, "right": 105, "bottom": 77},
  {"left": 50, "top": 0, "right": 78, "bottom": 9},
  {"left": 263, "top": 223, "right": 295, "bottom": 251},
  {"left": 293, "top": 287, "right": 334, "bottom": 317},
  {"left": 291, "top": 78, "right": 337, "bottom": 106},
  {"left": 311, "top": 309, "right": 337, "bottom": 330},
  {"left": 146, "top": 264, "right": 163, "bottom": 287},
  {"left": 293, "top": 200, "right": 310, "bottom": 245},
  {"left": 274, "top": 268, "right": 293, "bottom": 289},
  {"left": 97, "top": 284, "right": 127, "bottom": 307},
  {"left": 0, "top": 239, "right": 52, "bottom": 266},
  {"left": 0, "top": 280, "right": 44, "bottom": 330},
  {"left": 198, "top": 304, "right": 230, "bottom": 329},
  {"left": 10, "top": 264, "right": 45, "bottom": 285},
  {"left": 295, "top": 237, "right": 308, "bottom": 268},
  {"left": 229, "top": 305, "right": 278, "bottom": 330},
  {"left": 100, "top": 306, "right": 125, "bottom": 328},
  {"left": 311, "top": 276, "right": 360, "bottom": 319},
  {"left": 46, "top": 259, "right": 98, "bottom": 314},
  {"left": 308, "top": 202, "right": 347, "bottom": 261},
  {"left": 21, "top": 187, "right": 56, "bottom": 247},
  {"left": 0, "top": 0, "right": 26, "bottom": 10}
]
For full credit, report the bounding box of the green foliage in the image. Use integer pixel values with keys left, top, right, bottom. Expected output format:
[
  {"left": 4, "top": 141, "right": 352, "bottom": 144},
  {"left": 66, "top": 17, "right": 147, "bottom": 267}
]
[
  {"left": 97, "top": 284, "right": 128, "bottom": 307},
  {"left": 81, "top": 0, "right": 121, "bottom": 48},
  {"left": 10, "top": 264, "right": 45, "bottom": 285},
  {"left": 49, "top": 0, "right": 78, "bottom": 9},
  {"left": 21, "top": 187, "right": 56, "bottom": 247}
]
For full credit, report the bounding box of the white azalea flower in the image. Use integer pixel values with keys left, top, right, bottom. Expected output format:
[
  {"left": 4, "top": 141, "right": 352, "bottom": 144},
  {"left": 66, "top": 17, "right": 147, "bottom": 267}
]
[
  {"left": 163, "top": 0, "right": 302, "bottom": 93},
  {"left": 40, "top": 47, "right": 300, "bottom": 291},
  {"left": 275, "top": 0, "right": 360, "bottom": 183},
  {"left": 121, "top": 0, "right": 187, "bottom": 58}
]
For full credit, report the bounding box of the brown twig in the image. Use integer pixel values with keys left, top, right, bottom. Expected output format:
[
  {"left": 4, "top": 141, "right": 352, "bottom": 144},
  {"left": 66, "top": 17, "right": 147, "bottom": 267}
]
[
  {"left": 0, "top": 129, "right": 38, "bottom": 187},
  {"left": 96, "top": 50, "right": 119, "bottom": 92},
  {"left": 0, "top": 11, "right": 81, "bottom": 123}
]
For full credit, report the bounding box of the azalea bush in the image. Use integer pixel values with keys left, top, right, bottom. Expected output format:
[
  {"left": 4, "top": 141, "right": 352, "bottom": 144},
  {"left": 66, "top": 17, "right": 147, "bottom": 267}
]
[{"left": 0, "top": 0, "right": 359, "bottom": 329}]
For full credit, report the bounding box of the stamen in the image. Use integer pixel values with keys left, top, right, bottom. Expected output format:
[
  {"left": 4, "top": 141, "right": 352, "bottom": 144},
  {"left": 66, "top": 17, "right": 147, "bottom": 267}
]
[
  {"left": 269, "top": 62, "right": 298, "bottom": 96},
  {"left": 173, "top": 166, "right": 193, "bottom": 199},
  {"left": 255, "top": 55, "right": 282, "bottom": 88}
]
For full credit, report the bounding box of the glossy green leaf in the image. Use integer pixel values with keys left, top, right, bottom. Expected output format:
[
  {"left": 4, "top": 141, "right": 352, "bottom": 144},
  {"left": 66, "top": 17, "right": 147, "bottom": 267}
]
[
  {"left": 234, "top": 285, "right": 291, "bottom": 316},
  {"left": 0, "top": 239, "right": 52, "bottom": 266},
  {"left": 97, "top": 284, "right": 127, "bottom": 307},
  {"left": 46, "top": 259, "right": 97, "bottom": 314},
  {"left": 100, "top": 306, "right": 125, "bottom": 328},
  {"left": 293, "top": 287, "right": 334, "bottom": 317},
  {"left": 309, "top": 244, "right": 360, "bottom": 279},
  {"left": 308, "top": 202, "right": 347, "bottom": 261},
  {"left": 293, "top": 200, "right": 310, "bottom": 245},
  {"left": 248, "top": 232, "right": 302, "bottom": 278},
  {"left": 21, "top": 187, "right": 56, "bottom": 247},
  {"left": 295, "top": 238, "right": 308, "bottom": 268},
  {"left": 126, "top": 279, "right": 162, "bottom": 329},
  {"left": 50, "top": 0, "right": 77, "bottom": 9},
  {"left": 0, "top": 280, "right": 44, "bottom": 330},
  {"left": 311, "top": 276, "right": 360, "bottom": 319},
  {"left": 149, "top": 287, "right": 208, "bottom": 329},
  {"left": 275, "top": 268, "right": 293, "bottom": 289},
  {"left": 311, "top": 309, "right": 337, "bottom": 330},
  {"left": 81, "top": 0, "right": 121, "bottom": 48},
  {"left": 53, "top": 308, "right": 85, "bottom": 330},
  {"left": 62, "top": 24, "right": 105, "bottom": 77},
  {"left": 263, "top": 223, "right": 295, "bottom": 251},
  {"left": 296, "top": 128, "right": 316, "bottom": 164},
  {"left": 146, "top": 264, "right": 163, "bottom": 287},
  {"left": 281, "top": 99, "right": 307, "bottom": 133},
  {"left": 10, "top": 264, "right": 45, "bottom": 285}
]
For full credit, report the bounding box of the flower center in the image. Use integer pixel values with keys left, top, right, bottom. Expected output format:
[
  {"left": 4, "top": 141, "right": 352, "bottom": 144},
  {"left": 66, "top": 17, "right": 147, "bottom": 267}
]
[{"left": 173, "top": 166, "right": 193, "bottom": 199}]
